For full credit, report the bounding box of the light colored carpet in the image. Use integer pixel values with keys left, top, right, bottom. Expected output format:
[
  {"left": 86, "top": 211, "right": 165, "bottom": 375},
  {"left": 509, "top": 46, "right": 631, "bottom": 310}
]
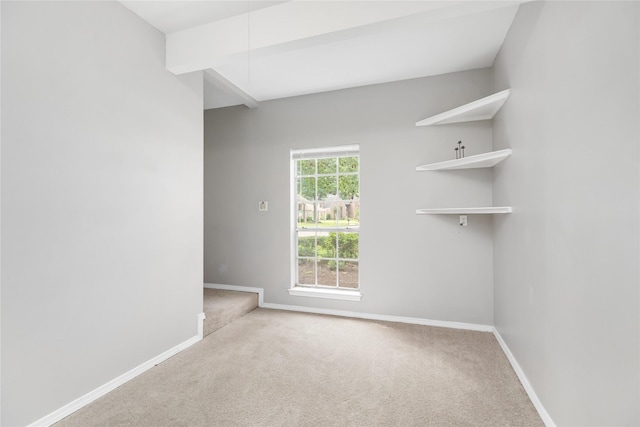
[
  {"left": 203, "top": 289, "right": 258, "bottom": 336},
  {"left": 56, "top": 309, "right": 543, "bottom": 426}
]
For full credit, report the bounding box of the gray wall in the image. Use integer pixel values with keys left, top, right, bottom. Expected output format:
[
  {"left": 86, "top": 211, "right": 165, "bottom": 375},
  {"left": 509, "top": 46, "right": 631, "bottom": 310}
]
[
  {"left": 492, "top": 2, "right": 639, "bottom": 426},
  {"left": 205, "top": 69, "right": 497, "bottom": 325},
  {"left": 1, "top": 2, "right": 203, "bottom": 425}
]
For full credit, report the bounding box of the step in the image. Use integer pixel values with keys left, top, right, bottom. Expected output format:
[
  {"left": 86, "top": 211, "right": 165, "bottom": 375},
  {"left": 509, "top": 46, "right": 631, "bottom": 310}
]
[{"left": 203, "top": 289, "right": 259, "bottom": 337}]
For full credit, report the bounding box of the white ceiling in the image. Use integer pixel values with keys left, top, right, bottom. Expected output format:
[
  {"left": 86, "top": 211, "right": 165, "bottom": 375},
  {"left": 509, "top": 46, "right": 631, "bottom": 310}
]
[{"left": 120, "top": 1, "right": 523, "bottom": 110}]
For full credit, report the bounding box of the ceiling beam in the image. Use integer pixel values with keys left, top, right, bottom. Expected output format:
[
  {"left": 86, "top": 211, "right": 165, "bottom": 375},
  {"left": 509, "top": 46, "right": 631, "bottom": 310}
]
[
  {"left": 203, "top": 69, "right": 258, "bottom": 109},
  {"left": 166, "top": 1, "right": 507, "bottom": 75}
]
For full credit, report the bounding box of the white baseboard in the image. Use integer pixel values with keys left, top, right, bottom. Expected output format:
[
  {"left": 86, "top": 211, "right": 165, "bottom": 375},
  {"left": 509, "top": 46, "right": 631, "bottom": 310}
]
[
  {"left": 493, "top": 329, "right": 555, "bottom": 427},
  {"left": 261, "top": 301, "right": 494, "bottom": 332},
  {"left": 28, "top": 314, "right": 205, "bottom": 427},
  {"left": 197, "top": 312, "right": 206, "bottom": 339},
  {"left": 204, "top": 283, "right": 491, "bottom": 332},
  {"left": 204, "top": 283, "right": 264, "bottom": 306}
]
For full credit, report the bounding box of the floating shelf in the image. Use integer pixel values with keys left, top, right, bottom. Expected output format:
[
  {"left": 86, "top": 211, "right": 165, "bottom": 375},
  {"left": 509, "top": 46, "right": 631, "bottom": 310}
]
[
  {"left": 416, "top": 149, "right": 512, "bottom": 171},
  {"left": 416, "top": 207, "right": 512, "bottom": 215},
  {"left": 416, "top": 89, "right": 511, "bottom": 126}
]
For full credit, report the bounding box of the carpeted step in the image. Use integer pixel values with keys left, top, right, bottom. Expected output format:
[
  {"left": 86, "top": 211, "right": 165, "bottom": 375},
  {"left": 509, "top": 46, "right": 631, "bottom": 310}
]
[{"left": 203, "top": 289, "right": 258, "bottom": 337}]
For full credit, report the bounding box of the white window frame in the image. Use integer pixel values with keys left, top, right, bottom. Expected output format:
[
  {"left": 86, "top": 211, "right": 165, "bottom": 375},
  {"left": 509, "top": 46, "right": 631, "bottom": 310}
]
[{"left": 288, "top": 144, "right": 362, "bottom": 301}]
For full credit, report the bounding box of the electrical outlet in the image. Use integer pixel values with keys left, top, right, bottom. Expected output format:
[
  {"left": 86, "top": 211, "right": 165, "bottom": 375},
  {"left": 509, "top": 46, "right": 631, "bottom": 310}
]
[
  {"left": 459, "top": 215, "right": 467, "bottom": 226},
  {"left": 258, "top": 201, "right": 268, "bottom": 211}
]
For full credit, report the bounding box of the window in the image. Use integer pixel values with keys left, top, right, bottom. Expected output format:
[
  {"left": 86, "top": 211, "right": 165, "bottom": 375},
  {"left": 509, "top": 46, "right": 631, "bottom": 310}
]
[{"left": 290, "top": 145, "right": 360, "bottom": 298}]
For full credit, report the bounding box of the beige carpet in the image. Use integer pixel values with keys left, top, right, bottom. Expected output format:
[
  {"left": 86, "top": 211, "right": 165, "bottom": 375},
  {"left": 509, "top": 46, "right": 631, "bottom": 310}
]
[
  {"left": 56, "top": 309, "right": 543, "bottom": 426},
  {"left": 203, "top": 289, "right": 258, "bottom": 336}
]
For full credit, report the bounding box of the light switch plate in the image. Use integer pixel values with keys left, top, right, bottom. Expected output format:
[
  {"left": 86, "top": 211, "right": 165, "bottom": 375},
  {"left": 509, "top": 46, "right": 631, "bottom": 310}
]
[{"left": 259, "top": 201, "right": 268, "bottom": 211}]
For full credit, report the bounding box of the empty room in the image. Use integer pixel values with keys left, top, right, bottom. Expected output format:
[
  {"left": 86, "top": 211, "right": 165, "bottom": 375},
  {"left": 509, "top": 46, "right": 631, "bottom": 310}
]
[{"left": 1, "top": 1, "right": 638, "bottom": 426}]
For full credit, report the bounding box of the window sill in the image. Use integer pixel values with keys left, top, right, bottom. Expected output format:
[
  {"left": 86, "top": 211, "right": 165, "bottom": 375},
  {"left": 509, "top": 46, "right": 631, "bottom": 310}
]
[{"left": 288, "top": 286, "right": 362, "bottom": 301}]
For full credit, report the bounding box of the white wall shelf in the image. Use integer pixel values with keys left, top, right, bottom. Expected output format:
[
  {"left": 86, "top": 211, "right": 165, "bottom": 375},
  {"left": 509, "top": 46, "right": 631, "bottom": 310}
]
[
  {"left": 416, "top": 207, "right": 512, "bottom": 215},
  {"left": 416, "top": 149, "right": 512, "bottom": 171},
  {"left": 416, "top": 89, "right": 511, "bottom": 126}
]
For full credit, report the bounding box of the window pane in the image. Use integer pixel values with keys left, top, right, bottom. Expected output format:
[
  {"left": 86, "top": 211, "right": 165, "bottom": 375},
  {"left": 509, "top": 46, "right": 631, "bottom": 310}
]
[
  {"left": 297, "top": 204, "right": 315, "bottom": 225},
  {"left": 297, "top": 159, "right": 315, "bottom": 176},
  {"left": 297, "top": 177, "right": 316, "bottom": 202},
  {"left": 338, "top": 261, "right": 359, "bottom": 288},
  {"left": 339, "top": 156, "right": 358, "bottom": 173},
  {"left": 333, "top": 200, "right": 345, "bottom": 222},
  {"left": 317, "top": 260, "right": 337, "bottom": 287},
  {"left": 344, "top": 204, "right": 359, "bottom": 227},
  {"left": 317, "top": 233, "right": 336, "bottom": 259},
  {"left": 292, "top": 147, "right": 359, "bottom": 291},
  {"left": 317, "top": 203, "right": 332, "bottom": 224},
  {"left": 338, "top": 175, "right": 359, "bottom": 201},
  {"left": 317, "top": 176, "right": 337, "bottom": 200},
  {"left": 297, "top": 259, "right": 315, "bottom": 285},
  {"left": 317, "top": 158, "right": 336, "bottom": 175},
  {"left": 337, "top": 232, "right": 358, "bottom": 259},
  {"left": 297, "top": 235, "right": 315, "bottom": 257}
]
